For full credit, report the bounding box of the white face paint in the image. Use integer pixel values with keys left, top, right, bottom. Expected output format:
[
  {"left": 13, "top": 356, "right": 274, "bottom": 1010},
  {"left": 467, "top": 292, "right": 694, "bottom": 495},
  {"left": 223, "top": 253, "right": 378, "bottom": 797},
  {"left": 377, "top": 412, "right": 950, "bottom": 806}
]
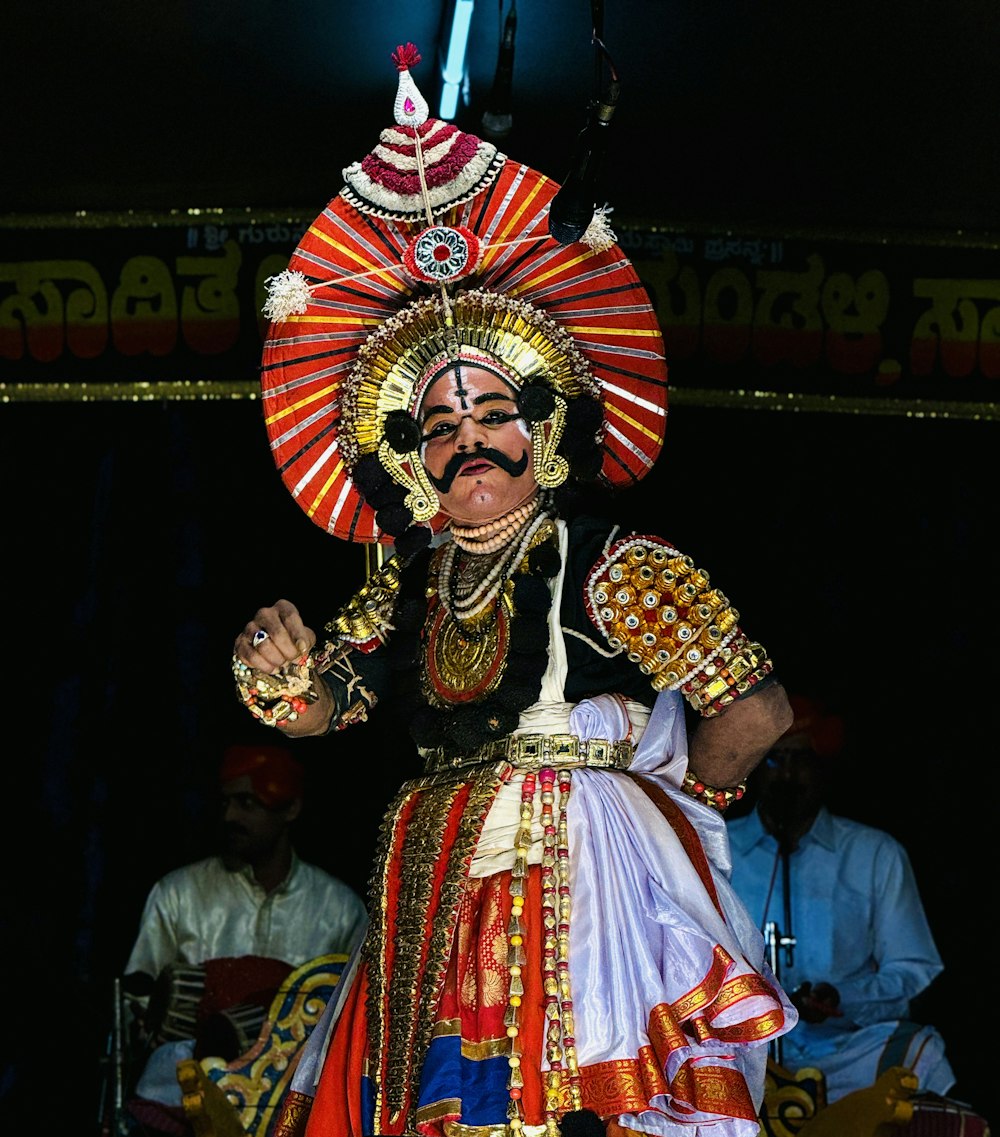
[{"left": 419, "top": 364, "right": 538, "bottom": 526}]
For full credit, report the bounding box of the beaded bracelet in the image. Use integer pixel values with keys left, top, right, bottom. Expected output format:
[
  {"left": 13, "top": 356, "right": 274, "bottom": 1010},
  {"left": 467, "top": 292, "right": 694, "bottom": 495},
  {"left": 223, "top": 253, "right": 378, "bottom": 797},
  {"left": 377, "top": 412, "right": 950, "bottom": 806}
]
[
  {"left": 682, "top": 636, "right": 771, "bottom": 716},
  {"left": 232, "top": 652, "right": 319, "bottom": 727},
  {"left": 681, "top": 769, "right": 747, "bottom": 812},
  {"left": 701, "top": 658, "right": 775, "bottom": 718}
]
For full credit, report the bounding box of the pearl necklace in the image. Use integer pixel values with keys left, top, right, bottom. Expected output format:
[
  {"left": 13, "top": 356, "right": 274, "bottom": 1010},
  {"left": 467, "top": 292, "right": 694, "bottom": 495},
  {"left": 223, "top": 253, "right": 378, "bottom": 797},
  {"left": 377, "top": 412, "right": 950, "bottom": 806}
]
[
  {"left": 450, "top": 498, "right": 540, "bottom": 554},
  {"left": 439, "top": 507, "right": 552, "bottom": 621}
]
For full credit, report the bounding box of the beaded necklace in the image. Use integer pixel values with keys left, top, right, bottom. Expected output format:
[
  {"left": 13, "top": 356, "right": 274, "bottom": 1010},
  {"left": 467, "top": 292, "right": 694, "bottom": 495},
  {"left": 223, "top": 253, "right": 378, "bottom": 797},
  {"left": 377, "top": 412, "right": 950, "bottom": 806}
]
[
  {"left": 450, "top": 498, "right": 540, "bottom": 554},
  {"left": 439, "top": 503, "right": 551, "bottom": 622},
  {"left": 384, "top": 495, "right": 561, "bottom": 756}
]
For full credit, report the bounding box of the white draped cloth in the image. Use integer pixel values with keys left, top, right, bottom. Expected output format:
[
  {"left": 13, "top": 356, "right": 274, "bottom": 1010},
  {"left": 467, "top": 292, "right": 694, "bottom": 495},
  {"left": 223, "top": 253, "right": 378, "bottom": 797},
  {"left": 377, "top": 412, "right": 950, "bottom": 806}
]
[{"left": 292, "top": 521, "right": 796, "bottom": 1134}]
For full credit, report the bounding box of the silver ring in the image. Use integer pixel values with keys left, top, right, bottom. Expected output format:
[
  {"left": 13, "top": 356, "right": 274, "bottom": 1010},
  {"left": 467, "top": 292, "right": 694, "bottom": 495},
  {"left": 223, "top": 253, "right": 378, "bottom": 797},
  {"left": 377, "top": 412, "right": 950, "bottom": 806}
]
[{"left": 251, "top": 629, "right": 269, "bottom": 647}]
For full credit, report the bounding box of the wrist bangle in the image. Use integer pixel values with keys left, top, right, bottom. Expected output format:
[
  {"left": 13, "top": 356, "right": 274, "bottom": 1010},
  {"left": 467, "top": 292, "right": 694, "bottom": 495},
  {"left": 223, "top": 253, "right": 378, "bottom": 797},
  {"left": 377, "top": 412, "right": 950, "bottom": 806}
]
[
  {"left": 681, "top": 769, "right": 746, "bottom": 812},
  {"left": 232, "top": 652, "right": 319, "bottom": 727}
]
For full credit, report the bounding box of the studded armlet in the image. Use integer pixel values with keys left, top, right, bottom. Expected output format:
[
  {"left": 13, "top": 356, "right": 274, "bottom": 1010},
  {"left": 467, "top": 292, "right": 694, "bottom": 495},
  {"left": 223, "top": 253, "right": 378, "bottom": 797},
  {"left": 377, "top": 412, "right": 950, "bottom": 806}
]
[
  {"left": 321, "top": 553, "right": 403, "bottom": 653},
  {"left": 309, "top": 554, "right": 404, "bottom": 726},
  {"left": 583, "top": 535, "right": 773, "bottom": 717}
]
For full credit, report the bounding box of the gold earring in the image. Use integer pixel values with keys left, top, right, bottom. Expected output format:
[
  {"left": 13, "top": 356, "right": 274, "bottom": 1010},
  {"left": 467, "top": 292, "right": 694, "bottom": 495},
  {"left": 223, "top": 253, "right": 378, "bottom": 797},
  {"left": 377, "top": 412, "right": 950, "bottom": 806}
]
[
  {"left": 531, "top": 396, "right": 569, "bottom": 488},
  {"left": 376, "top": 440, "right": 441, "bottom": 521}
]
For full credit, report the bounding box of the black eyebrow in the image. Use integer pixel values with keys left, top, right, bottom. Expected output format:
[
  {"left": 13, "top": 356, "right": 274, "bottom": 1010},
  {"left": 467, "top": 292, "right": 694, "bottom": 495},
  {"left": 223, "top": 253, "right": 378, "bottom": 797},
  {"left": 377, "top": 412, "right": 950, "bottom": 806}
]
[
  {"left": 421, "top": 404, "right": 453, "bottom": 421},
  {"left": 421, "top": 391, "right": 516, "bottom": 423},
  {"left": 473, "top": 392, "right": 515, "bottom": 406}
]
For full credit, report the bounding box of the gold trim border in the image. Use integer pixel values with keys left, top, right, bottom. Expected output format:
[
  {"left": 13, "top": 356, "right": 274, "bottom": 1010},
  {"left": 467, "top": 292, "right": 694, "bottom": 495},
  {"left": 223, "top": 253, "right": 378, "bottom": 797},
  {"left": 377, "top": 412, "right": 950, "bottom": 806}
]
[
  {"left": 1, "top": 207, "right": 998, "bottom": 251},
  {"left": 1, "top": 380, "right": 997, "bottom": 422}
]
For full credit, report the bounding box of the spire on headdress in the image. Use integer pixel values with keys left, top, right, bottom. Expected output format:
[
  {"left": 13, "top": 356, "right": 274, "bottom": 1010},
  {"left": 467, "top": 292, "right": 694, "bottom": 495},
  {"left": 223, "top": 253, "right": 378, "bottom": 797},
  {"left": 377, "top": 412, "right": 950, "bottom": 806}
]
[{"left": 391, "top": 42, "right": 428, "bottom": 128}]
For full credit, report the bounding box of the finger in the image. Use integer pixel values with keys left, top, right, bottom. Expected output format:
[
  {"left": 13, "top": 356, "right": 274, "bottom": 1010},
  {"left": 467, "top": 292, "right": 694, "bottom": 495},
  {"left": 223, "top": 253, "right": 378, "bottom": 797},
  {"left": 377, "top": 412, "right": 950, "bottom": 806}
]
[
  {"left": 235, "top": 623, "right": 282, "bottom": 672},
  {"left": 235, "top": 608, "right": 293, "bottom": 671},
  {"left": 273, "top": 599, "right": 316, "bottom": 657},
  {"left": 235, "top": 603, "right": 315, "bottom": 672}
]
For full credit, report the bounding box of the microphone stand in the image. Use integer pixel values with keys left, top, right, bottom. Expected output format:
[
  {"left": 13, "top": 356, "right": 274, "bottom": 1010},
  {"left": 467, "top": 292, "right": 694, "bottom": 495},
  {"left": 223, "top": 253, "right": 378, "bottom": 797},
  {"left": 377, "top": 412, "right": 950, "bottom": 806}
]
[
  {"left": 481, "top": 1, "right": 516, "bottom": 139},
  {"left": 781, "top": 835, "right": 795, "bottom": 970},
  {"left": 765, "top": 832, "right": 797, "bottom": 1066},
  {"left": 547, "top": 55, "right": 620, "bottom": 245},
  {"left": 548, "top": 7, "right": 620, "bottom": 246}
]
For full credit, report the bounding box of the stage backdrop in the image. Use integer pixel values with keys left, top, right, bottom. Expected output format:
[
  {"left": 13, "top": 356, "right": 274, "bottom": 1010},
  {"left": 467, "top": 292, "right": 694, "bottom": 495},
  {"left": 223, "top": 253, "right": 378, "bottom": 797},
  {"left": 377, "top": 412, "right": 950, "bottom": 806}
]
[{"left": 2, "top": 209, "right": 998, "bottom": 421}]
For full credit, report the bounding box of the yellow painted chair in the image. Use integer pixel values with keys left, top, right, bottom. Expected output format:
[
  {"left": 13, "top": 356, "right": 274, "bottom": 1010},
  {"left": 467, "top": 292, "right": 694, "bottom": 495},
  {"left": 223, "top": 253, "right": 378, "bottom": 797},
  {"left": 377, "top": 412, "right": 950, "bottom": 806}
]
[
  {"left": 177, "top": 953, "right": 347, "bottom": 1137},
  {"left": 760, "top": 1058, "right": 920, "bottom": 1137}
]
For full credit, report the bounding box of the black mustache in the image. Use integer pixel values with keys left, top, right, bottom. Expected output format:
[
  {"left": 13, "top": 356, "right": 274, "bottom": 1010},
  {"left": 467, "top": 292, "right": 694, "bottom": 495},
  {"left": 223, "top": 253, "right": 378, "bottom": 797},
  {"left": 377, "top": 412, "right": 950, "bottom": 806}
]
[{"left": 429, "top": 446, "right": 529, "bottom": 494}]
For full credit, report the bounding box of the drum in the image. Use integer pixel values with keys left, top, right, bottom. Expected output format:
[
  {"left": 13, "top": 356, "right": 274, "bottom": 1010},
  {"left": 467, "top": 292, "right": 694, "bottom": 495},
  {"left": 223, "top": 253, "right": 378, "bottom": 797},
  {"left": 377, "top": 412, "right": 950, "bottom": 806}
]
[{"left": 145, "top": 963, "right": 206, "bottom": 1043}]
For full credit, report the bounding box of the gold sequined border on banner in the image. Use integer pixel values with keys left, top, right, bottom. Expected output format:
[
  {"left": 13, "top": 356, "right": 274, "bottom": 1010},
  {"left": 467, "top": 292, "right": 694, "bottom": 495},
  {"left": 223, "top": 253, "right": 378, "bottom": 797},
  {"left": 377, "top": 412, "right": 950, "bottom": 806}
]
[{"left": 3, "top": 380, "right": 999, "bottom": 421}]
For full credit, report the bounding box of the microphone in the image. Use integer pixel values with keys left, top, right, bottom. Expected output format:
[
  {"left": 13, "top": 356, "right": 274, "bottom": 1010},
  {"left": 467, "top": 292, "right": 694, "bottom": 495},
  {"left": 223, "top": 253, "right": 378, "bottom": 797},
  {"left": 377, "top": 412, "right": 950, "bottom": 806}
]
[
  {"left": 481, "top": 3, "right": 517, "bottom": 139},
  {"left": 548, "top": 76, "right": 620, "bottom": 246}
]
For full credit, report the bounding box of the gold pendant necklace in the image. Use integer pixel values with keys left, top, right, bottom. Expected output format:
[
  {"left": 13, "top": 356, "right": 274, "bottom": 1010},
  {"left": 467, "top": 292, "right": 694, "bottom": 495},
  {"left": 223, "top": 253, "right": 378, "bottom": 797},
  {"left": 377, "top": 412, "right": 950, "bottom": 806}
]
[
  {"left": 423, "top": 590, "right": 511, "bottom": 706},
  {"left": 422, "top": 514, "right": 556, "bottom": 709}
]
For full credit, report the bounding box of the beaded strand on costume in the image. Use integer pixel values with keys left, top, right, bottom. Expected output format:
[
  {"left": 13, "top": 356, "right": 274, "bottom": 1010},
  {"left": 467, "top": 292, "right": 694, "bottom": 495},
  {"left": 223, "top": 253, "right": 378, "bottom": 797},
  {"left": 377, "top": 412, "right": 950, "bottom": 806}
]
[
  {"left": 537, "top": 766, "right": 582, "bottom": 1135},
  {"left": 540, "top": 765, "right": 562, "bottom": 1135},
  {"left": 556, "top": 769, "right": 582, "bottom": 1111},
  {"left": 505, "top": 772, "right": 535, "bottom": 1134}
]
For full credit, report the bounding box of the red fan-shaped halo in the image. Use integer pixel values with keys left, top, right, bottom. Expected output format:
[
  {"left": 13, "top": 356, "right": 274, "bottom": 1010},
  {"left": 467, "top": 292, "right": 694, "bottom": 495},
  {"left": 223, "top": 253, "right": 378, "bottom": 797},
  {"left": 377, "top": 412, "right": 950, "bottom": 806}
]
[{"left": 260, "top": 154, "right": 668, "bottom": 544}]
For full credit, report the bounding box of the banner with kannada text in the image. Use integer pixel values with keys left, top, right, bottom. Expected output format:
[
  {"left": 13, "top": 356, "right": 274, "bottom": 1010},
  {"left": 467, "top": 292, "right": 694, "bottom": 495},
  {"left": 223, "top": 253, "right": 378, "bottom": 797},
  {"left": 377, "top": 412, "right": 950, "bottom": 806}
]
[{"left": 2, "top": 210, "right": 997, "bottom": 417}]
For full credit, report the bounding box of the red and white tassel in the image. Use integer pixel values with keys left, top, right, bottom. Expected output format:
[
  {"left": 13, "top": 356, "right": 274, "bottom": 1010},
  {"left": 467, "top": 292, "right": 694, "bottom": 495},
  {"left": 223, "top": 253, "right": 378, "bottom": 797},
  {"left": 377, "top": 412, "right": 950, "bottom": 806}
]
[{"left": 391, "top": 42, "right": 428, "bottom": 128}]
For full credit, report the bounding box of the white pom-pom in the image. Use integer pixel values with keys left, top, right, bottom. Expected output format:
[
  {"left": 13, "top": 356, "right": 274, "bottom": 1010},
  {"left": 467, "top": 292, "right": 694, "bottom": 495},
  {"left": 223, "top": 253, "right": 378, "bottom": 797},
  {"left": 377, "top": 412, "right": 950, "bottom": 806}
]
[
  {"left": 581, "top": 205, "right": 617, "bottom": 252},
  {"left": 262, "top": 270, "right": 314, "bottom": 321}
]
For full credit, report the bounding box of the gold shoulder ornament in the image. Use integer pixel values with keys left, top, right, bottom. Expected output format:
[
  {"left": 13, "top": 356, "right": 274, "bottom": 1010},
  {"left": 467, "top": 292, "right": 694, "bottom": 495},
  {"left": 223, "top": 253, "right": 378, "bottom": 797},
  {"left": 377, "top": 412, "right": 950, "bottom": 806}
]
[{"left": 583, "top": 535, "right": 773, "bottom": 717}]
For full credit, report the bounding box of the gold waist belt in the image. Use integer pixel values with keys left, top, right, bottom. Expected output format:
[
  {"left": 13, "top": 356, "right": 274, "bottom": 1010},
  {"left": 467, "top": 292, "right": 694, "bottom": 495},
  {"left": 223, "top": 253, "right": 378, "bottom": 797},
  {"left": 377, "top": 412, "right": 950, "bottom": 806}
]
[{"left": 422, "top": 732, "right": 635, "bottom": 775}]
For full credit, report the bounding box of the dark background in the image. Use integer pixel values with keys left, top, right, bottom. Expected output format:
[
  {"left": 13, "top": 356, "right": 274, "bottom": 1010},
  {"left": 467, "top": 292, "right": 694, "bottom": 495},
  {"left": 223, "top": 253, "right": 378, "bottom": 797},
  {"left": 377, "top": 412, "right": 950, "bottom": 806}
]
[
  {"left": 3, "top": 0, "right": 995, "bottom": 1131},
  {"left": 5, "top": 0, "right": 1000, "bottom": 232}
]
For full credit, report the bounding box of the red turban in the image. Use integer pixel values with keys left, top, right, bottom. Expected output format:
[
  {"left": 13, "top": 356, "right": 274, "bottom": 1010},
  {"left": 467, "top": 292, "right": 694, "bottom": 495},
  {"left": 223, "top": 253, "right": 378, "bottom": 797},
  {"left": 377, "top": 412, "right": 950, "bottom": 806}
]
[
  {"left": 780, "top": 695, "right": 845, "bottom": 758},
  {"left": 218, "top": 743, "right": 305, "bottom": 806}
]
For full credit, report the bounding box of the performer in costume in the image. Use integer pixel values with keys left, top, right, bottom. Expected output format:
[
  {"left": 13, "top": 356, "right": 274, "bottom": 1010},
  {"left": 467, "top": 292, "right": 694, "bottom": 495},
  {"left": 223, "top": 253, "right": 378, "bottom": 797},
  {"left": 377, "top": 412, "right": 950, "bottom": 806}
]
[{"left": 232, "top": 44, "right": 797, "bottom": 1137}]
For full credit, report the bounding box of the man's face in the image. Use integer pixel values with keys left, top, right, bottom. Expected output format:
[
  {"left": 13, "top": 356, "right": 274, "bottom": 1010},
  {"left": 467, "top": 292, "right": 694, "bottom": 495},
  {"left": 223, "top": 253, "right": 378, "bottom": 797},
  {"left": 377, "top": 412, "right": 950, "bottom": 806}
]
[
  {"left": 419, "top": 364, "right": 539, "bottom": 526},
  {"left": 219, "top": 774, "right": 294, "bottom": 866},
  {"left": 757, "top": 736, "right": 828, "bottom": 835}
]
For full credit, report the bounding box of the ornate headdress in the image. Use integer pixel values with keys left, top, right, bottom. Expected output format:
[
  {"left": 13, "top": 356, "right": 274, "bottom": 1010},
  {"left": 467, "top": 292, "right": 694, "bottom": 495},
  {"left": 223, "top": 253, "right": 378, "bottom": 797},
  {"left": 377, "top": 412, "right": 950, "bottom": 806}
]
[{"left": 259, "top": 44, "right": 668, "bottom": 550}]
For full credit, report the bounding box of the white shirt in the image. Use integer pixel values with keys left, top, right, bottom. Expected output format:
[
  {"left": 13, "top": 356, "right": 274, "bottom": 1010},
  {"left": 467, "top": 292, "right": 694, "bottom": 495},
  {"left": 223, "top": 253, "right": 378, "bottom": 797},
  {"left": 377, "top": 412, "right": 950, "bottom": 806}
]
[
  {"left": 125, "top": 851, "right": 367, "bottom": 978},
  {"left": 725, "top": 806, "right": 955, "bottom": 1100}
]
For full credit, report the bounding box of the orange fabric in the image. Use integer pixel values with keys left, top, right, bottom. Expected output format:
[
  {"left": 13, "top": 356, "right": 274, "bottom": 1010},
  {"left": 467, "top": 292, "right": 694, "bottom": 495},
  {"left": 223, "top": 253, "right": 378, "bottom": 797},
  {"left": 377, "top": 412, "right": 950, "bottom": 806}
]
[
  {"left": 219, "top": 743, "right": 304, "bottom": 805},
  {"left": 303, "top": 966, "right": 371, "bottom": 1137},
  {"left": 371, "top": 779, "right": 475, "bottom": 1129},
  {"left": 425, "top": 869, "right": 547, "bottom": 1127},
  {"left": 781, "top": 695, "right": 845, "bottom": 757}
]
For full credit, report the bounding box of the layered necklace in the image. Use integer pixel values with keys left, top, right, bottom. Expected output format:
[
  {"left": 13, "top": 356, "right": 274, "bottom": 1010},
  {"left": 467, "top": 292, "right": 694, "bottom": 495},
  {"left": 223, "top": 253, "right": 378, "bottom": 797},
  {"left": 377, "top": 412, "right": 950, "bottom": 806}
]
[
  {"left": 423, "top": 494, "right": 557, "bottom": 714},
  {"left": 449, "top": 499, "right": 540, "bottom": 555},
  {"left": 439, "top": 496, "right": 548, "bottom": 624}
]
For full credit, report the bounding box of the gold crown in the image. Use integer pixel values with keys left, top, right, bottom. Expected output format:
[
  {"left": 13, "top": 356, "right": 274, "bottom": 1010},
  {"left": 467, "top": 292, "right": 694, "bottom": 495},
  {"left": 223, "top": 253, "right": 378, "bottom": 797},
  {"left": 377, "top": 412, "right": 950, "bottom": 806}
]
[{"left": 337, "top": 288, "right": 600, "bottom": 472}]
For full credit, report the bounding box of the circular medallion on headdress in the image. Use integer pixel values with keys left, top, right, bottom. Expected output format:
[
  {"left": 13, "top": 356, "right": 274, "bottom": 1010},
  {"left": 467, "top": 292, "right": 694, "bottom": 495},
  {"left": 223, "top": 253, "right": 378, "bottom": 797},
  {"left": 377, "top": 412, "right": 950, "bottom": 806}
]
[
  {"left": 402, "top": 225, "right": 482, "bottom": 284},
  {"left": 258, "top": 46, "right": 669, "bottom": 545}
]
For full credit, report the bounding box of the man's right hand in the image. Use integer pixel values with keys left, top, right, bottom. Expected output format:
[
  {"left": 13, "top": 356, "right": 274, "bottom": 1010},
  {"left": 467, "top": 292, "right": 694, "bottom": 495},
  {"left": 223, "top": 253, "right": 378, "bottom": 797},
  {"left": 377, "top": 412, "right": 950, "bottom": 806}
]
[
  {"left": 791, "top": 980, "right": 843, "bottom": 1023},
  {"left": 233, "top": 601, "right": 336, "bottom": 736},
  {"left": 234, "top": 599, "right": 316, "bottom": 672}
]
